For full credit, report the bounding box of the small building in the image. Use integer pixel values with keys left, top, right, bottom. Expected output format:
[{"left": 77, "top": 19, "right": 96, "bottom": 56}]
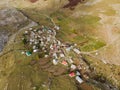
[
  {"left": 77, "top": 65, "right": 82, "bottom": 70},
  {"left": 44, "top": 55, "right": 49, "bottom": 58},
  {"left": 26, "top": 51, "right": 32, "bottom": 56},
  {"left": 33, "top": 45, "right": 36, "bottom": 49},
  {"left": 69, "top": 72, "right": 75, "bottom": 77},
  {"left": 73, "top": 48, "right": 81, "bottom": 54},
  {"left": 35, "top": 36, "right": 38, "bottom": 39},
  {"left": 29, "top": 27, "right": 33, "bottom": 31},
  {"left": 61, "top": 60, "right": 68, "bottom": 66},
  {"left": 53, "top": 59, "right": 58, "bottom": 65},
  {"left": 21, "top": 51, "right": 25, "bottom": 55},
  {"left": 53, "top": 53, "right": 58, "bottom": 59},
  {"left": 95, "top": 52, "right": 98, "bottom": 55},
  {"left": 47, "top": 37, "right": 51, "bottom": 42},
  {"left": 75, "top": 76, "right": 83, "bottom": 84},
  {"left": 60, "top": 53, "right": 65, "bottom": 58},
  {"left": 25, "top": 31, "right": 28, "bottom": 34},
  {"left": 33, "top": 29, "right": 37, "bottom": 32},
  {"left": 76, "top": 71, "right": 81, "bottom": 76},
  {"left": 70, "top": 64, "right": 77, "bottom": 70},
  {"left": 74, "top": 43, "right": 77, "bottom": 46},
  {"left": 40, "top": 41, "right": 44, "bottom": 46},
  {"left": 57, "top": 40, "right": 61, "bottom": 45},
  {"left": 30, "top": 39, "right": 34, "bottom": 42},
  {"left": 66, "top": 47, "right": 71, "bottom": 52},
  {"left": 33, "top": 49, "right": 38, "bottom": 53},
  {"left": 38, "top": 31, "right": 42, "bottom": 34},
  {"left": 54, "top": 25, "right": 60, "bottom": 30},
  {"left": 35, "top": 41, "right": 39, "bottom": 45},
  {"left": 68, "top": 58, "right": 74, "bottom": 64}
]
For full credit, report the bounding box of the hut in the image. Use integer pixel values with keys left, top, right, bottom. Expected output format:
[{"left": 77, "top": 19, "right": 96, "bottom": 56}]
[
  {"left": 61, "top": 60, "right": 68, "bottom": 66},
  {"left": 70, "top": 64, "right": 77, "bottom": 70},
  {"left": 69, "top": 72, "right": 75, "bottom": 77},
  {"left": 26, "top": 51, "right": 32, "bottom": 56},
  {"left": 53, "top": 59, "right": 58, "bottom": 65},
  {"left": 75, "top": 76, "right": 83, "bottom": 84},
  {"left": 73, "top": 48, "right": 81, "bottom": 54}
]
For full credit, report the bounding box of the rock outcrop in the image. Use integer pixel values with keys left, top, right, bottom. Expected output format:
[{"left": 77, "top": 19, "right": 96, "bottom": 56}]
[{"left": 0, "top": 7, "right": 37, "bottom": 52}]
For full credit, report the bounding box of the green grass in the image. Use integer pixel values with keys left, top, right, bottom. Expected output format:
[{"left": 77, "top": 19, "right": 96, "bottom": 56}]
[
  {"left": 19, "top": 9, "right": 105, "bottom": 52},
  {"left": 7, "top": 65, "right": 49, "bottom": 90},
  {"left": 50, "top": 76, "right": 77, "bottom": 90},
  {"left": 103, "top": 8, "right": 116, "bottom": 16},
  {"left": 72, "top": 15, "right": 101, "bottom": 25},
  {"left": 50, "top": 11, "right": 105, "bottom": 51},
  {"left": 80, "top": 37, "right": 106, "bottom": 52}
]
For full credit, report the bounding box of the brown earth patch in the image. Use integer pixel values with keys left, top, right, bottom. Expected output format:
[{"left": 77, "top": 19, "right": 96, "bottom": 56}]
[
  {"left": 63, "top": 0, "right": 86, "bottom": 9},
  {"left": 29, "top": 0, "right": 38, "bottom": 3}
]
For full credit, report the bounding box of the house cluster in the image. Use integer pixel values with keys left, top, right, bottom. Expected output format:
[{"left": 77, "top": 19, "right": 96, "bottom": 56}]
[{"left": 21, "top": 25, "right": 87, "bottom": 84}]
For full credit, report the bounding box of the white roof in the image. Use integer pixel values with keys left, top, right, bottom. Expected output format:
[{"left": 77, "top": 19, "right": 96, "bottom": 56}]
[
  {"left": 66, "top": 47, "right": 71, "bottom": 52},
  {"left": 75, "top": 76, "right": 83, "bottom": 84},
  {"left": 53, "top": 53, "right": 58, "bottom": 58},
  {"left": 34, "top": 29, "right": 37, "bottom": 32},
  {"left": 25, "top": 31, "right": 28, "bottom": 34},
  {"left": 53, "top": 59, "right": 58, "bottom": 65},
  {"left": 40, "top": 42, "right": 44, "bottom": 46},
  {"left": 30, "top": 42, "right": 32, "bottom": 45},
  {"left": 42, "top": 47, "right": 45, "bottom": 50},
  {"left": 71, "top": 64, "right": 77, "bottom": 70},
  {"left": 95, "top": 52, "right": 98, "bottom": 55},
  {"left": 35, "top": 41, "right": 39, "bottom": 45},
  {"left": 68, "top": 58, "right": 73, "bottom": 64},
  {"left": 45, "top": 55, "right": 48, "bottom": 58},
  {"left": 30, "top": 39, "right": 34, "bottom": 42},
  {"left": 21, "top": 51, "right": 25, "bottom": 54},
  {"left": 60, "top": 53, "right": 65, "bottom": 58},
  {"left": 57, "top": 40, "right": 61, "bottom": 45},
  {"left": 38, "top": 30, "right": 42, "bottom": 34},
  {"left": 47, "top": 37, "right": 51, "bottom": 42},
  {"left": 29, "top": 27, "right": 33, "bottom": 30},
  {"left": 74, "top": 43, "right": 77, "bottom": 46},
  {"left": 33, "top": 49, "right": 38, "bottom": 52},
  {"left": 33, "top": 46, "right": 36, "bottom": 49},
  {"left": 73, "top": 48, "right": 81, "bottom": 54},
  {"left": 76, "top": 71, "right": 81, "bottom": 76},
  {"left": 55, "top": 25, "right": 60, "bottom": 30}
]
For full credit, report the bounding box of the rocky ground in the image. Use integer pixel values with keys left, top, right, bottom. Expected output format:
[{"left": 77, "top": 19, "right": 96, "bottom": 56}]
[{"left": 0, "top": 7, "right": 37, "bottom": 52}]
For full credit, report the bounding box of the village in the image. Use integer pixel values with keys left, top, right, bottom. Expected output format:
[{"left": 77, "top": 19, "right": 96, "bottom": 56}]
[{"left": 21, "top": 24, "right": 91, "bottom": 85}]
